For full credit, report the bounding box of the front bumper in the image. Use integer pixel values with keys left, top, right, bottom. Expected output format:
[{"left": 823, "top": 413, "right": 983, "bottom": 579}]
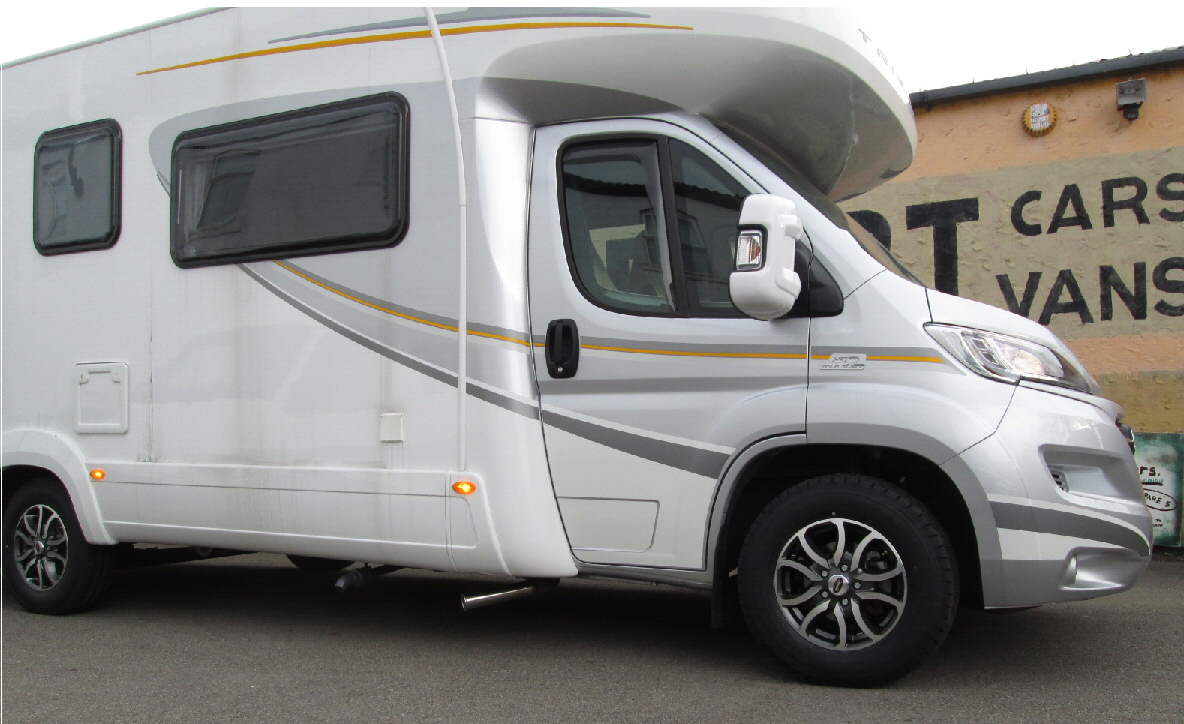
[{"left": 948, "top": 384, "right": 1153, "bottom": 608}]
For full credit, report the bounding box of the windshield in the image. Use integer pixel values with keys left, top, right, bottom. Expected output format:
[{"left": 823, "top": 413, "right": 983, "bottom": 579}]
[
  {"left": 719, "top": 125, "right": 923, "bottom": 286},
  {"left": 842, "top": 212, "right": 923, "bottom": 285}
]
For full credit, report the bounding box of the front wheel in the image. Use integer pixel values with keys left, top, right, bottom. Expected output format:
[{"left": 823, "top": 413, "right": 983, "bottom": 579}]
[
  {"left": 3, "top": 478, "right": 113, "bottom": 614},
  {"left": 738, "top": 474, "right": 959, "bottom": 687}
]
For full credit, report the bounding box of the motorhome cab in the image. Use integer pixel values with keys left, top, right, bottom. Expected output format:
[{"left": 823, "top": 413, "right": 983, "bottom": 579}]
[{"left": 1, "top": 8, "right": 1152, "bottom": 686}]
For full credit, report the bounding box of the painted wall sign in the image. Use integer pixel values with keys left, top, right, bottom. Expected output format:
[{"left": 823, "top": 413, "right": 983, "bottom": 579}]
[
  {"left": 842, "top": 146, "right": 1183, "bottom": 433},
  {"left": 844, "top": 151, "right": 1183, "bottom": 331},
  {"left": 1135, "top": 432, "right": 1183, "bottom": 548}
]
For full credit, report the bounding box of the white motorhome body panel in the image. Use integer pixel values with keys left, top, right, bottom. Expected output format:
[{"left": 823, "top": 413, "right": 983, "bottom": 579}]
[
  {"left": 2, "top": 7, "right": 579, "bottom": 576},
  {"left": 93, "top": 463, "right": 453, "bottom": 569}
]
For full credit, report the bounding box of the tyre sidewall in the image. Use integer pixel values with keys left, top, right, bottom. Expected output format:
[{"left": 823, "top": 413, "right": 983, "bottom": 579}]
[
  {"left": 738, "top": 476, "right": 958, "bottom": 686},
  {"left": 3, "top": 481, "right": 104, "bottom": 614}
]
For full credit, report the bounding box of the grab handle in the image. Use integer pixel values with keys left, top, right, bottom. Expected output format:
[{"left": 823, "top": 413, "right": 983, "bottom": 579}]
[{"left": 545, "top": 319, "right": 579, "bottom": 379}]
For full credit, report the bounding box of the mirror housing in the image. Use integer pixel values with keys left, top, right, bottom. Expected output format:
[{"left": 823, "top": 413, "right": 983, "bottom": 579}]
[{"left": 729, "top": 194, "right": 804, "bottom": 320}]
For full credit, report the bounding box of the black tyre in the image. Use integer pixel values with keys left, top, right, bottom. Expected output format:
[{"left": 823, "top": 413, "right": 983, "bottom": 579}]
[
  {"left": 3, "top": 478, "right": 113, "bottom": 614},
  {"left": 286, "top": 554, "right": 352, "bottom": 572},
  {"left": 738, "top": 474, "right": 959, "bottom": 687}
]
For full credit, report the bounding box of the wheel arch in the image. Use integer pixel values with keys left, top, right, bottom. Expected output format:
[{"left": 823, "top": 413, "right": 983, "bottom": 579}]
[
  {"left": 708, "top": 436, "right": 993, "bottom": 609},
  {"left": 2, "top": 430, "right": 115, "bottom": 545}
]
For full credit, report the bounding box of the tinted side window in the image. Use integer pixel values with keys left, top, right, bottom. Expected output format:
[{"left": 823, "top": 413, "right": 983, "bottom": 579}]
[
  {"left": 670, "top": 140, "right": 747, "bottom": 315},
  {"left": 33, "top": 120, "right": 122, "bottom": 255},
  {"left": 561, "top": 141, "right": 675, "bottom": 314},
  {"left": 172, "top": 93, "right": 408, "bottom": 268}
]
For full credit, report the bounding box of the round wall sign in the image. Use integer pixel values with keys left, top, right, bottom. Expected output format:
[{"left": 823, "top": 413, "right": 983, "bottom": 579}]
[{"left": 1022, "top": 103, "right": 1057, "bottom": 136}]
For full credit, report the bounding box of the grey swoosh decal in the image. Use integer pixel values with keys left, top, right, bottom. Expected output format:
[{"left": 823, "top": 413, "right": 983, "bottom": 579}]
[
  {"left": 811, "top": 346, "right": 946, "bottom": 360},
  {"left": 242, "top": 265, "right": 458, "bottom": 388},
  {"left": 469, "top": 321, "right": 532, "bottom": 344},
  {"left": 466, "top": 384, "right": 540, "bottom": 420},
  {"left": 580, "top": 336, "right": 808, "bottom": 356},
  {"left": 541, "top": 410, "right": 728, "bottom": 478},
  {"left": 536, "top": 377, "right": 806, "bottom": 395},
  {"left": 270, "top": 8, "right": 650, "bottom": 44},
  {"left": 990, "top": 502, "right": 1150, "bottom": 556}
]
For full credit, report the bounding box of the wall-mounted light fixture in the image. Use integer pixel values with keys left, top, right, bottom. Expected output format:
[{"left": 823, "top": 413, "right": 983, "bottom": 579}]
[{"left": 1116, "top": 78, "right": 1146, "bottom": 121}]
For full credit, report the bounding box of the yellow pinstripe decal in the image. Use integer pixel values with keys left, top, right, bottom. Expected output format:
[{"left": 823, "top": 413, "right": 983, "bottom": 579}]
[{"left": 138, "top": 21, "right": 693, "bottom": 76}]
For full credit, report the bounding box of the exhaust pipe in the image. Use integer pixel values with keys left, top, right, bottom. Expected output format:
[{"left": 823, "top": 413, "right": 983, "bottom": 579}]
[
  {"left": 461, "top": 579, "right": 557, "bottom": 611},
  {"left": 334, "top": 565, "right": 401, "bottom": 593}
]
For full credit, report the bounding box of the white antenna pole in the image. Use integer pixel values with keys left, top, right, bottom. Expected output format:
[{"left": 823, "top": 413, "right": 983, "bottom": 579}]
[{"left": 425, "top": 7, "right": 468, "bottom": 471}]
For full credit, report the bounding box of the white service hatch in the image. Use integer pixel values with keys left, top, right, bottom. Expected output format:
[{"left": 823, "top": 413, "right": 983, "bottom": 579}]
[{"left": 75, "top": 362, "right": 129, "bottom": 434}]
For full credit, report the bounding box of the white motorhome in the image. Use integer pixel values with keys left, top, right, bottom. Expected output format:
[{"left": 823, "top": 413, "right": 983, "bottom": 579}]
[{"left": 2, "top": 8, "right": 1152, "bottom": 686}]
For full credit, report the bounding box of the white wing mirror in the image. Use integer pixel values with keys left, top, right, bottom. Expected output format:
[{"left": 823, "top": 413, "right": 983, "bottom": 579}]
[{"left": 728, "top": 194, "right": 804, "bottom": 320}]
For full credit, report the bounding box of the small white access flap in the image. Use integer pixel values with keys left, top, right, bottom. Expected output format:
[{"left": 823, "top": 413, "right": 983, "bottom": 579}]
[{"left": 75, "top": 362, "right": 129, "bottom": 434}]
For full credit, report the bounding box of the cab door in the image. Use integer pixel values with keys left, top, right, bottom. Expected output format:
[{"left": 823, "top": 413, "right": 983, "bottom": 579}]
[{"left": 528, "top": 119, "right": 810, "bottom": 569}]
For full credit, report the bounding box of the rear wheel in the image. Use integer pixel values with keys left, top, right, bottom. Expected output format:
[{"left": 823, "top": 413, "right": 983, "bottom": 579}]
[
  {"left": 738, "top": 474, "right": 958, "bottom": 687},
  {"left": 286, "top": 554, "right": 352, "bottom": 572},
  {"left": 3, "top": 478, "right": 113, "bottom": 614}
]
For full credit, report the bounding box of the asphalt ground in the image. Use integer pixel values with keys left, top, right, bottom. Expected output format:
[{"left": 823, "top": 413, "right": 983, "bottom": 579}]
[{"left": 3, "top": 552, "right": 1182, "bottom": 723}]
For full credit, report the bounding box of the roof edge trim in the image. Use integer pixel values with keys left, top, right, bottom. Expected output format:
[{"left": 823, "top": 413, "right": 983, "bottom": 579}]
[{"left": 910, "top": 46, "right": 1184, "bottom": 108}]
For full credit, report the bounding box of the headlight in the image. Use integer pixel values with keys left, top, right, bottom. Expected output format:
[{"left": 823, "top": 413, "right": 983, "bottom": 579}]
[{"left": 925, "top": 324, "right": 1095, "bottom": 393}]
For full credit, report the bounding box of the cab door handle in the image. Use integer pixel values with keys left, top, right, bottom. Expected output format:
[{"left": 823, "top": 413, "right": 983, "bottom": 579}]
[{"left": 545, "top": 319, "right": 579, "bottom": 378}]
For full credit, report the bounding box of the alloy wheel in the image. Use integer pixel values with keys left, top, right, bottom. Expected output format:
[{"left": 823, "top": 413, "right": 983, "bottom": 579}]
[
  {"left": 773, "top": 517, "right": 907, "bottom": 650},
  {"left": 11, "top": 504, "right": 69, "bottom": 591}
]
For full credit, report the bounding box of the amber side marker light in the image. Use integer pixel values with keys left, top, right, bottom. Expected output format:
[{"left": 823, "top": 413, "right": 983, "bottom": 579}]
[
  {"left": 89, "top": 469, "right": 106, "bottom": 481},
  {"left": 452, "top": 480, "right": 476, "bottom": 495}
]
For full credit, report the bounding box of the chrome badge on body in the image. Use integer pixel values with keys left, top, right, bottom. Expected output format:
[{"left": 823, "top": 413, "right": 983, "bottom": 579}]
[{"left": 820, "top": 353, "right": 867, "bottom": 371}]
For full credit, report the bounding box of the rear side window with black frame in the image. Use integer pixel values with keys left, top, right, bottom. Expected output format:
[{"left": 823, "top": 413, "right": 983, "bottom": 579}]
[
  {"left": 33, "top": 119, "right": 122, "bottom": 255},
  {"left": 171, "top": 93, "right": 409, "bottom": 268}
]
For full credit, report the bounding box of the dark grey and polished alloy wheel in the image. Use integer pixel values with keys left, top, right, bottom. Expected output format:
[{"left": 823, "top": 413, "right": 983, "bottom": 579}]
[
  {"left": 774, "top": 517, "right": 907, "bottom": 651},
  {"left": 11, "top": 503, "right": 71, "bottom": 591}
]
